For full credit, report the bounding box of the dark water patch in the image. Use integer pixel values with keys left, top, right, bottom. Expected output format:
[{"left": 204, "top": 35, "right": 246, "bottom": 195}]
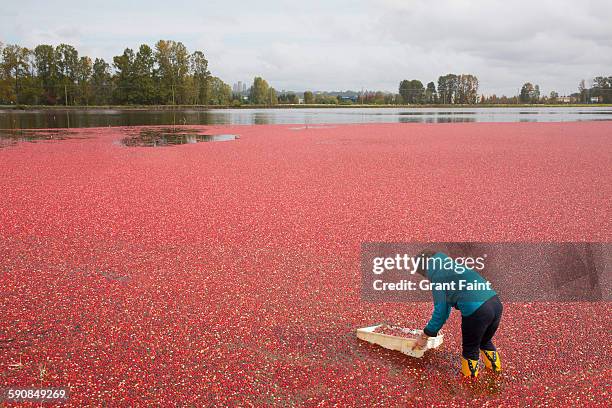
[
  {"left": 120, "top": 127, "right": 238, "bottom": 147},
  {"left": 0, "top": 128, "right": 81, "bottom": 148}
]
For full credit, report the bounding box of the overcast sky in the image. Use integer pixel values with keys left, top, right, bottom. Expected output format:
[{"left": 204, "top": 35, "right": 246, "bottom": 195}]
[{"left": 2, "top": 0, "right": 611, "bottom": 95}]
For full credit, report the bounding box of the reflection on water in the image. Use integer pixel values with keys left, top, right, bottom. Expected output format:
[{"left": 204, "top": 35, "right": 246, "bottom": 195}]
[
  {"left": 120, "top": 127, "right": 238, "bottom": 147},
  {"left": 399, "top": 117, "right": 476, "bottom": 123},
  {"left": 399, "top": 111, "right": 476, "bottom": 115},
  {"left": 0, "top": 107, "right": 611, "bottom": 129},
  {"left": 0, "top": 128, "right": 82, "bottom": 148}
]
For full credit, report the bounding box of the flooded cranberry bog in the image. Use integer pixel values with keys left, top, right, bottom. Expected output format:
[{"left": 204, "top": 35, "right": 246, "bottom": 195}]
[{"left": 0, "top": 122, "right": 610, "bottom": 406}]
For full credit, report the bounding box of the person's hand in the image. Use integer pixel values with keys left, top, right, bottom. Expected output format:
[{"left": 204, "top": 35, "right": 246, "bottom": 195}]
[{"left": 412, "top": 332, "right": 429, "bottom": 351}]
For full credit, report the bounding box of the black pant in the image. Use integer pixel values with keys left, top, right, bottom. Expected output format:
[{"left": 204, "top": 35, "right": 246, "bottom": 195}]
[{"left": 461, "top": 295, "right": 503, "bottom": 360}]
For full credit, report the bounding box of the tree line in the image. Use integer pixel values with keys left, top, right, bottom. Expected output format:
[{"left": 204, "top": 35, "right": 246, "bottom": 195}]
[
  {"left": 511, "top": 79, "right": 612, "bottom": 104},
  {"left": 1, "top": 40, "right": 610, "bottom": 106},
  {"left": 0, "top": 40, "right": 232, "bottom": 106},
  {"left": 398, "top": 75, "right": 612, "bottom": 105},
  {"left": 398, "top": 74, "right": 479, "bottom": 104}
]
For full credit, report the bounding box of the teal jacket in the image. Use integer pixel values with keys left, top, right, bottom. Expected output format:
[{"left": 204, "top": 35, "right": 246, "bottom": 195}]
[{"left": 423, "top": 252, "right": 497, "bottom": 337}]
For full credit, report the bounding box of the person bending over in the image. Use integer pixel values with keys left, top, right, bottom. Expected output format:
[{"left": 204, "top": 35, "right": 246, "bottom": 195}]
[{"left": 412, "top": 251, "right": 503, "bottom": 378}]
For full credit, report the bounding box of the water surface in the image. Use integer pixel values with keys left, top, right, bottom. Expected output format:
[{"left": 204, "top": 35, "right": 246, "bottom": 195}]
[{"left": 1, "top": 107, "right": 611, "bottom": 129}]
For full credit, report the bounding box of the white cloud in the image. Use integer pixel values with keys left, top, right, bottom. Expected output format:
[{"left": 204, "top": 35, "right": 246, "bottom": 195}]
[{"left": 1, "top": 0, "right": 611, "bottom": 95}]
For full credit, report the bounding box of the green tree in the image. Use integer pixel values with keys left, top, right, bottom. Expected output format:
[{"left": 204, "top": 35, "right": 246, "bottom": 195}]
[
  {"left": 456, "top": 74, "right": 479, "bottom": 104},
  {"left": 399, "top": 79, "right": 424, "bottom": 104},
  {"left": 33, "top": 44, "right": 58, "bottom": 104},
  {"left": 519, "top": 83, "right": 533, "bottom": 103},
  {"left": 190, "top": 51, "right": 210, "bottom": 105},
  {"left": 279, "top": 93, "right": 299, "bottom": 104},
  {"left": 437, "top": 74, "right": 458, "bottom": 104},
  {"left": 172, "top": 42, "right": 189, "bottom": 104},
  {"left": 154, "top": 40, "right": 172, "bottom": 102},
  {"left": 399, "top": 80, "right": 409, "bottom": 103},
  {"left": 55, "top": 44, "right": 79, "bottom": 105},
  {"left": 592, "top": 76, "right": 611, "bottom": 103},
  {"left": 1, "top": 39, "right": 233, "bottom": 106},
  {"left": 425, "top": 81, "right": 437, "bottom": 104},
  {"left": 519, "top": 82, "right": 539, "bottom": 103},
  {"left": 268, "top": 87, "right": 278, "bottom": 105},
  {"left": 133, "top": 44, "right": 157, "bottom": 104},
  {"left": 155, "top": 40, "right": 190, "bottom": 104},
  {"left": 207, "top": 77, "right": 232, "bottom": 105},
  {"left": 76, "top": 56, "right": 93, "bottom": 105},
  {"left": 249, "top": 77, "right": 270, "bottom": 104},
  {"left": 1, "top": 44, "right": 32, "bottom": 104},
  {"left": 113, "top": 48, "right": 136, "bottom": 104},
  {"left": 303, "top": 90, "right": 314, "bottom": 104},
  {"left": 0, "top": 41, "right": 6, "bottom": 102},
  {"left": 314, "top": 94, "right": 338, "bottom": 104},
  {"left": 91, "top": 58, "right": 113, "bottom": 105}
]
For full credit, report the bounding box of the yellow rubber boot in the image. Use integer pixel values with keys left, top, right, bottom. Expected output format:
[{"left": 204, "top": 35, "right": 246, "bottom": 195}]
[
  {"left": 481, "top": 350, "right": 502, "bottom": 372},
  {"left": 460, "top": 357, "right": 479, "bottom": 378}
]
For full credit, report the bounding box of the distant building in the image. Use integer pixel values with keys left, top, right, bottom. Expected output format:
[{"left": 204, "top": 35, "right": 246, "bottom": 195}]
[
  {"left": 591, "top": 96, "right": 601, "bottom": 103},
  {"left": 233, "top": 81, "right": 247, "bottom": 95},
  {"left": 557, "top": 96, "right": 571, "bottom": 103}
]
